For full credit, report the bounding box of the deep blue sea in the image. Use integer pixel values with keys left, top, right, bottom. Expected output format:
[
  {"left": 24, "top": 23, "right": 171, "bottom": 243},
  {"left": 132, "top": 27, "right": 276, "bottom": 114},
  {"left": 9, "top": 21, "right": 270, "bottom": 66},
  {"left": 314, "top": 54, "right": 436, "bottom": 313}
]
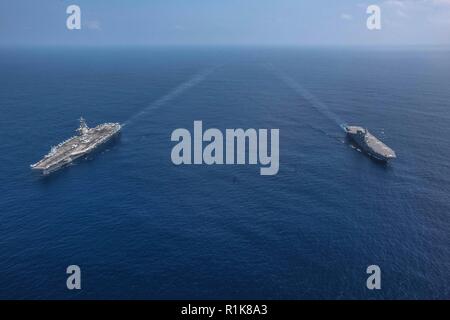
[{"left": 0, "top": 47, "right": 449, "bottom": 299}]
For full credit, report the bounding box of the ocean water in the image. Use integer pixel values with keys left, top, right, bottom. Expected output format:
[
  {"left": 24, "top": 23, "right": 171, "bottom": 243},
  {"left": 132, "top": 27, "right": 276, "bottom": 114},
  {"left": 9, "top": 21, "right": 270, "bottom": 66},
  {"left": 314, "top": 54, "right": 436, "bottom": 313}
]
[{"left": 0, "top": 47, "right": 449, "bottom": 299}]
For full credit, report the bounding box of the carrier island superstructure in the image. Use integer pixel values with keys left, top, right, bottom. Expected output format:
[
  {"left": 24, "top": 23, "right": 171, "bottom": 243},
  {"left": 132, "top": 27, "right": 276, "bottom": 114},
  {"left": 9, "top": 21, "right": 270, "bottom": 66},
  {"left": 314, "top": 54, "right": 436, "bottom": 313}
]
[
  {"left": 344, "top": 125, "right": 396, "bottom": 162},
  {"left": 31, "top": 118, "right": 121, "bottom": 174}
]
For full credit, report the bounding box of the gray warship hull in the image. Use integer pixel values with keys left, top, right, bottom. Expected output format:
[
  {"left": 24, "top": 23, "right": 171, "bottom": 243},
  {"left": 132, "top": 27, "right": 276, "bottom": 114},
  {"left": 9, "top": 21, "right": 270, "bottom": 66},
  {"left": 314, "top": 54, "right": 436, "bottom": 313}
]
[
  {"left": 31, "top": 118, "right": 121, "bottom": 175},
  {"left": 344, "top": 125, "right": 396, "bottom": 162}
]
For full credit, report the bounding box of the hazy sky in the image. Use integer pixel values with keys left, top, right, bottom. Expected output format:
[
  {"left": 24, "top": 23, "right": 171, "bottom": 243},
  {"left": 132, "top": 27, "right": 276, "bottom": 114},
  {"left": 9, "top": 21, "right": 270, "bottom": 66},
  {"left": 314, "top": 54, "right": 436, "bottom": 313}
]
[{"left": 1, "top": 0, "right": 449, "bottom": 46}]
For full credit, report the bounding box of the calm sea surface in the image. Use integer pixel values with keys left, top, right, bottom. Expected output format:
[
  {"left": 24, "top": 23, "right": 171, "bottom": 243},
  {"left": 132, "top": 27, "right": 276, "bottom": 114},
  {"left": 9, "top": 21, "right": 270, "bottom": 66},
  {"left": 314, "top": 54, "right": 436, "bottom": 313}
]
[{"left": 0, "top": 47, "right": 449, "bottom": 299}]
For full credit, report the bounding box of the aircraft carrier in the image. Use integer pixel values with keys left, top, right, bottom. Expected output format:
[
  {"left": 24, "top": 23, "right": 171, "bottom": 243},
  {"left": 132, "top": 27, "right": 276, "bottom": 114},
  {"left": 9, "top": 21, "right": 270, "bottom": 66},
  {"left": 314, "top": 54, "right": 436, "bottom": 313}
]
[
  {"left": 31, "top": 118, "right": 121, "bottom": 174},
  {"left": 344, "top": 125, "right": 396, "bottom": 162}
]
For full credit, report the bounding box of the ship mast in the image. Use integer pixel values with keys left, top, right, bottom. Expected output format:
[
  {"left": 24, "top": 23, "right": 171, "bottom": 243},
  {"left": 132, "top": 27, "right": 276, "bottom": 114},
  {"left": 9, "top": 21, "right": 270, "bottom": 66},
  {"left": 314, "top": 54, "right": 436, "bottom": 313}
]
[{"left": 77, "top": 117, "right": 89, "bottom": 135}]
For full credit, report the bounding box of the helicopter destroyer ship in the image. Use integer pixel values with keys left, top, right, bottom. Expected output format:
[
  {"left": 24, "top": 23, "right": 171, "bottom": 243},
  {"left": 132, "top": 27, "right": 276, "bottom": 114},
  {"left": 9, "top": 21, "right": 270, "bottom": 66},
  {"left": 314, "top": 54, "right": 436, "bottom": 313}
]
[
  {"left": 344, "top": 125, "right": 396, "bottom": 162},
  {"left": 31, "top": 118, "right": 121, "bottom": 174}
]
